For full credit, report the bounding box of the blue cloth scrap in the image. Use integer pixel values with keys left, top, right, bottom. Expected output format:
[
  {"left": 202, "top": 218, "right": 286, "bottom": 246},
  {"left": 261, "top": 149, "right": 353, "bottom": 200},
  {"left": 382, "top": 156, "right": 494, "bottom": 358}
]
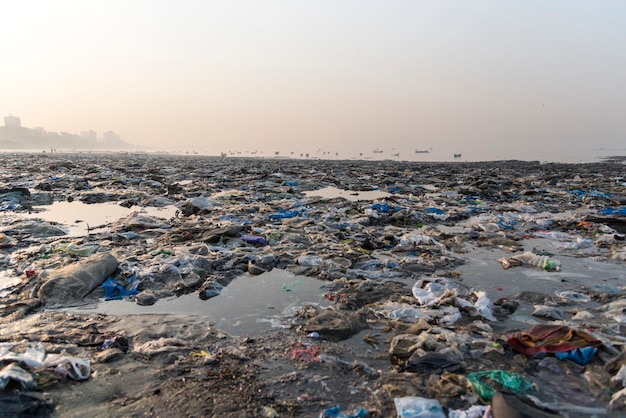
[
  {"left": 371, "top": 203, "right": 395, "bottom": 212},
  {"left": 269, "top": 209, "right": 300, "bottom": 219},
  {"left": 600, "top": 207, "right": 626, "bottom": 216},
  {"left": 555, "top": 346, "right": 598, "bottom": 366},
  {"left": 426, "top": 207, "right": 445, "bottom": 214},
  {"left": 240, "top": 234, "right": 267, "bottom": 245}
]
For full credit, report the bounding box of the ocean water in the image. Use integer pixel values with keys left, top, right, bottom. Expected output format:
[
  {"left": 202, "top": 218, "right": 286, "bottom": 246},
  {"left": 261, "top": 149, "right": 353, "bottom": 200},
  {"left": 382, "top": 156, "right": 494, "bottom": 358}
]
[{"left": 3, "top": 146, "right": 625, "bottom": 164}]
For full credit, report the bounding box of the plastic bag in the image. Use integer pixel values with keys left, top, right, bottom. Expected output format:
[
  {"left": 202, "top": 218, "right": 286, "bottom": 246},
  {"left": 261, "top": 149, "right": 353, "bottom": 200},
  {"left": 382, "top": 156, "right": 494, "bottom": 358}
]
[{"left": 394, "top": 396, "right": 446, "bottom": 418}]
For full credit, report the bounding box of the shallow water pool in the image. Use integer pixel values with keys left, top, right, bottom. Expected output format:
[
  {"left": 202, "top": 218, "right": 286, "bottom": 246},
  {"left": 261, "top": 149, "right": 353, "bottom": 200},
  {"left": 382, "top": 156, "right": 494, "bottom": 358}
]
[{"left": 56, "top": 269, "right": 330, "bottom": 337}]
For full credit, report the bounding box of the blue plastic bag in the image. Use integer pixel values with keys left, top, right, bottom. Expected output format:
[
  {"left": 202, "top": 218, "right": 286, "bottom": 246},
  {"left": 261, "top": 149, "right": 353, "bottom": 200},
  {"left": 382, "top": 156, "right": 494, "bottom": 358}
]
[
  {"left": 555, "top": 346, "right": 597, "bottom": 366},
  {"left": 102, "top": 276, "right": 139, "bottom": 300}
]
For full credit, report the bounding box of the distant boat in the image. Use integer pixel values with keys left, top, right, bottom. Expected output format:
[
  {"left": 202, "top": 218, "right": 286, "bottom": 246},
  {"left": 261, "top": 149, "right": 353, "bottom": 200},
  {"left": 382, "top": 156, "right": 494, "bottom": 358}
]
[
  {"left": 415, "top": 149, "right": 430, "bottom": 154},
  {"left": 373, "top": 149, "right": 383, "bottom": 154},
  {"left": 454, "top": 153, "right": 462, "bottom": 158}
]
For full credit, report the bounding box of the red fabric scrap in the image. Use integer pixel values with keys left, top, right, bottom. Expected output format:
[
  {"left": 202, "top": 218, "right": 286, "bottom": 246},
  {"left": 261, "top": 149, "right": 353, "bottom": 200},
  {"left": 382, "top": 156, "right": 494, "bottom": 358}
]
[{"left": 506, "top": 324, "right": 601, "bottom": 355}]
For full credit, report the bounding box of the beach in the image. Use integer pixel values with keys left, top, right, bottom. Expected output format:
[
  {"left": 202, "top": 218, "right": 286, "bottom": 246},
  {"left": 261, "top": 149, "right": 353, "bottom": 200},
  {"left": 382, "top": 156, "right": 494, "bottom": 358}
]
[{"left": 0, "top": 152, "right": 625, "bottom": 417}]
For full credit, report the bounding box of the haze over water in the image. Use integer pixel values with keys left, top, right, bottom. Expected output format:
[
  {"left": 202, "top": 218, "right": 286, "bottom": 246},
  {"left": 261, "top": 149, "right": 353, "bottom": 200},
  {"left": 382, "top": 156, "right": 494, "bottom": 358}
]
[{"left": 2, "top": 1, "right": 625, "bottom": 163}]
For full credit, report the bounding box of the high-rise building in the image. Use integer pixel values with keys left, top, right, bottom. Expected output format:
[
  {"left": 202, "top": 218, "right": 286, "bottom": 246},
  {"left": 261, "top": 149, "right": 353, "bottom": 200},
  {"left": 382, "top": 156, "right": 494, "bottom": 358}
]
[{"left": 3, "top": 115, "right": 21, "bottom": 127}]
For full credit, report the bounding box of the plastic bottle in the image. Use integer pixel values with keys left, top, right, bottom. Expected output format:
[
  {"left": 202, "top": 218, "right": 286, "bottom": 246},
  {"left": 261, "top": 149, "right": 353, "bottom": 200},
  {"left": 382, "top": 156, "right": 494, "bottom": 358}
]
[{"left": 511, "top": 251, "right": 561, "bottom": 271}]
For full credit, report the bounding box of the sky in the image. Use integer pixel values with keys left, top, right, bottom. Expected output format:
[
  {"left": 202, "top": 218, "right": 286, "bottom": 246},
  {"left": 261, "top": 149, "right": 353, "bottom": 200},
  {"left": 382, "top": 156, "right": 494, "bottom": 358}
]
[{"left": 2, "top": 1, "right": 625, "bottom": 162}]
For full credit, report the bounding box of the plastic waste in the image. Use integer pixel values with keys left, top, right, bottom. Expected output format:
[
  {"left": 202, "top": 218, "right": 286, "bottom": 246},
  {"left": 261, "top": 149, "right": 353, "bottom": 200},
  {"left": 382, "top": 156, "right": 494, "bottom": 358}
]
[
  {"left": 43, "top": 353, "right": 91, "bottom": 380},
  {"left": 554, "top": 346, "right": 597, "bottom": 366},
  {"left": 467, "top": 370, "right": 536, "bottom": 401},
  {"left": 240, "top": 234, "right": 267, "bottom": 245},
  {"left": 57, "top": 242, "right": 98, "bottom": 257},
  {"left": 532, "top": 230, "right": 572, "bottom": 241},
  {"left": 503, "top": 251, "right": 561, "bottom": 271},
  {"left": 371, "top": 202, "right": 395, "bottom": 213},
  {"left": 600, "top": 207, "right": 626, "bottom": 216},
  {"left": 555, "top": 290, "right": 590, "bottom": 303},
  {"left": 260, "top": 406, "right": 280, "bottom": 417},
  {"left": 0, "top": 343, "right": 46, "bottom": 368},
  {"left": 296, "top": 254, "right": 325, "bottom": 266},
  {"left": 473, "top": 291, "right": 496, "bottom": 322},
  {"left": 491, "top": 391, "right": 561, "bottom": 418},
  {"left": 554, "top": 237, "right": 593, "bottom": 250},
  {"left": 269, "top": 209, "right": 300, "bottom": 220},
  {"left": 0, "top": 363, "right": 36, "bottom": 390},
  {"left": 319, "top": 405, "right": 369, "bottom": 418},
  {"left": 447, "top": 405, "right": 488, "bottom": 418},
  {"left": 394, "top": 396, "right": 446, "bottom": 418},
  {"left": 102, "top": 276, "right": 139, "bottom": 300}
]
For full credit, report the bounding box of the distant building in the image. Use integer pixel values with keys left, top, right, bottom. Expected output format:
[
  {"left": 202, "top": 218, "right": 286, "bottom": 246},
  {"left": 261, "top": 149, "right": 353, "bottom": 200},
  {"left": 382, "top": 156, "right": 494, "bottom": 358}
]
[
  {"left": 103, "top": 130, "right": 120, "bottom": 142},
  {"left": 81, "top": 130, "right": 98, "bottom": 141},
  {"left": 1, "top": 115, "right": 25, "bottom": 140},
  {"left": 4, "top": 115, "right": 21, "bottom": 127},
  {"left": 1, "top": 115, "right": 130, "bottom": 149}
]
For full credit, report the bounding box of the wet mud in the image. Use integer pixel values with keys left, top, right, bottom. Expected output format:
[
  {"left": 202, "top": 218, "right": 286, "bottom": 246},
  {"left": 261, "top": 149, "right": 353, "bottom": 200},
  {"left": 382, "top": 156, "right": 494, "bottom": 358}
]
[{"left": 0, "top": 152, "right": 625, "bottom": 417}]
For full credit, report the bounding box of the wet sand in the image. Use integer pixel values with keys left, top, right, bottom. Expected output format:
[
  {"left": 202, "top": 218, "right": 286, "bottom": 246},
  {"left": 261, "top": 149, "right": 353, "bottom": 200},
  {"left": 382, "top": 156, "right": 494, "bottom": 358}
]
[{"left": 0, "top": 153, "right": 625, "bottom": 417}]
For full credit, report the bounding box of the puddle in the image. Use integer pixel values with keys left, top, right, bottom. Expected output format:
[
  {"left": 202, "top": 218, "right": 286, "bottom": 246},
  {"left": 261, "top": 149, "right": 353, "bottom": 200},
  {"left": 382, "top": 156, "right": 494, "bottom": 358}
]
[
  {"left": 20, "top": 201, "right": 178, "bottom": 236},
  {"left": 56, "top": 269, "right": 330, "bottom": 337},
  {"left": 455, "top": 241, "right": 625, "bottom": 302},
  {"left": 304, "top": 186, "right": 390, "bottom": 202}
]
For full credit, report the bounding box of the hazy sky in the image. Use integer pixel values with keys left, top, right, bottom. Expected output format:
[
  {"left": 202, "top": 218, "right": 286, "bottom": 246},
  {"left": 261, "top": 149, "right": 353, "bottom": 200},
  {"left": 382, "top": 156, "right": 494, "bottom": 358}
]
[{"left": 2, "top": 1, "right": 625, "bottom": 161}]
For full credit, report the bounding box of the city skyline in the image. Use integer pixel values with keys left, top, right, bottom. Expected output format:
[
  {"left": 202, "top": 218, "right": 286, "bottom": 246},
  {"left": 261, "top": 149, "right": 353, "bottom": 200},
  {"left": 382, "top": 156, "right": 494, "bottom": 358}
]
[{"left": 0, "top": 114, "right": 129, "bottom": 150}]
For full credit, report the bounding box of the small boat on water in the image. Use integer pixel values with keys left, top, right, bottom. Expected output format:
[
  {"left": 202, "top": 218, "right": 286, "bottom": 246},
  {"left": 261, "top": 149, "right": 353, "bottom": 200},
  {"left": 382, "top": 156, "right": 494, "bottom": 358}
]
[
  {"left": 454, "top": 153, "right": 462, "bottom": 158},
  {"left": 373, "top": 149, "right": 383, "bottom": 154},
  {"left": 415, "top": 149, "right": 430, "bottom": 154}
]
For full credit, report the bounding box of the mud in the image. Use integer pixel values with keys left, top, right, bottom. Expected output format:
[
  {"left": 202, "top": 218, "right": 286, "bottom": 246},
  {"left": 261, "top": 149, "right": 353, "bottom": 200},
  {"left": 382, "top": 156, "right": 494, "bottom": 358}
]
[{"left": 0, "top": 152, "right": 625, "bottom": 417}]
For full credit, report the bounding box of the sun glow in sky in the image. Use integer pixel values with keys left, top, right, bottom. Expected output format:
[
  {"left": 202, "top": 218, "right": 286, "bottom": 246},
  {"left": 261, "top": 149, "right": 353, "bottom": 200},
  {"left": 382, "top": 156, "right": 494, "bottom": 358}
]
[{"left": 2, "top": 1, "right": 625, "bottom": 161}]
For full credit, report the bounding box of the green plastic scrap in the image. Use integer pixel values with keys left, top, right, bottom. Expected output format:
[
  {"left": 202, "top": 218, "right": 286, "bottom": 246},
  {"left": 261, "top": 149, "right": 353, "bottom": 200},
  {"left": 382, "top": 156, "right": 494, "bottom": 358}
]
[
  {"left": 57, "top": 242, "right": 98, "bottom": 257},
  {"left": 467, "top": 370, "right": 536, "bottom": 401}
]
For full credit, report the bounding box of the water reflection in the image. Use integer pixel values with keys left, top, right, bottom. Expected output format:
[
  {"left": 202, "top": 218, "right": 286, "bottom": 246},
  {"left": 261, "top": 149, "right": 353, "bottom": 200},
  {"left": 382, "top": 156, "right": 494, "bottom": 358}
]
[
  {"left": 56, "top": 269, "right": 329, "bottom": 337},
  {"left": 304, "top": 186, "right": 390, "bottom": 202},
  {"left": 20, "top": 201, "right": 178, "bottom": 236}
]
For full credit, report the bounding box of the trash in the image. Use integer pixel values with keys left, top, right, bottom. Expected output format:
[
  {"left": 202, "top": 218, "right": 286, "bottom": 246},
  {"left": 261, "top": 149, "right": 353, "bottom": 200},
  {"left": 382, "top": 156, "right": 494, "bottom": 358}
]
[
  {"left": 261, "top": 405, "right": 280, "bottom": 417},
  {"left": 38, "top": 253, "right": 119, "bottom": 306},
  {"left": 554, "top": 346, "right": 598, "bottom": 366},
  {"left": 319, "top": 405, "right": 369, "bottom": 418},
  {"left": 0, "top": 153, "right": 624, "bottom": 416},
  {"left": 506, "top": 324, "right": 602, "bottom": 355},
  {"left": 467, "top": 370, "right": 536, "bottom": 401},
  {"left": 102, "top": 276, "right": 139, "bottom": 300},
  {"left": 43, "top": 354, "right": 91, "bottom": 380},
  {"left": 490, "top": 391, "right": 561, "bottom": 418},
  {"left": 57, "top": 242, "right": 98, "bottom": 257},
  {"left": 403, "top": 352, "right": 464, "bottom": 375},
  {"left": 498, "top": 251, "right": 561, "bottom": 271},
  {"left": 447, "top": 405, "right": 488, "bottom": 418},
  {"left": 269, "top": 209, "right": 301, "bottom": 220},
  {"left": 0, "top": 363, "right": 36, "bottom": 390},
  {"left": 393, "top": 396, "right": 446, "bottom": 418},
  {"left": 240, "top": 234, "right": 267, "bottom": 245},
  {"left": 555, "top": 290, "right": 590, "bottom": 304},
  {"left": 288, "top": 344, "right": 321, "bottom": 362}
]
